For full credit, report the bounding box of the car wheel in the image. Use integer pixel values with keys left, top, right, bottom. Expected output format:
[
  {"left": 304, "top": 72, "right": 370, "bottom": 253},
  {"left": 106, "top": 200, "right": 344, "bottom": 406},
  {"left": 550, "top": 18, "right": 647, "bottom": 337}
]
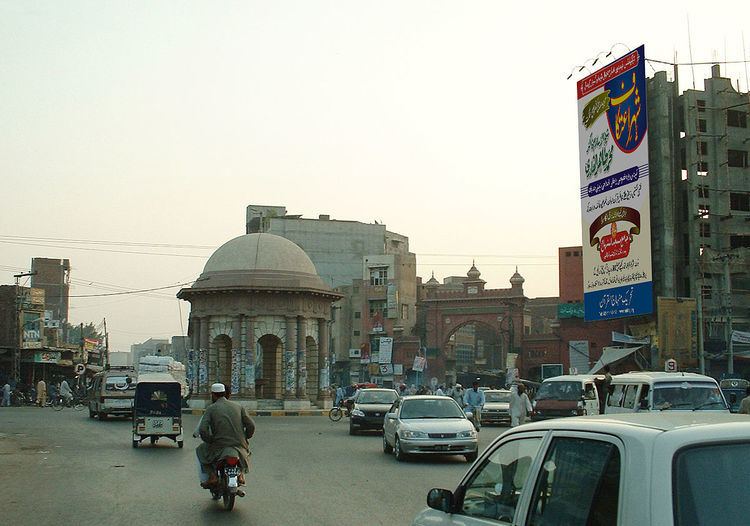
[
  {"left": 89, "top": 407, "right": 95, "bottom": 419},
  {"left": 382, "top": 433, "right": 393, "bottom": 454},
  {"left": 98, "top": 411, "right": 107, "bottom": 421},
  {"left": 132, "top": 440, "right": 138, "bottom": 448},
  {"left": 465, "top": 451, "right": 478, "bottom": 463},
  {"left": 394, "top": 436, "right": 407, "bottom": 462}
]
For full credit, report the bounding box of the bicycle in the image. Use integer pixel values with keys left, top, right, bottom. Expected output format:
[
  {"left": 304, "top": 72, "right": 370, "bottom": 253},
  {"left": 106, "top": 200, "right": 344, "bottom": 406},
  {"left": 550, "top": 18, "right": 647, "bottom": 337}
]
[{"left": 52, "top": 394, "right": 85, "bottom": 411}]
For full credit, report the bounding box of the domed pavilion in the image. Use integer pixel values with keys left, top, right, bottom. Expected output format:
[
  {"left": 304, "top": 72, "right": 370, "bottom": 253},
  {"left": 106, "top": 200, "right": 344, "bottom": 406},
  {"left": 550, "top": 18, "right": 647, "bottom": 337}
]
[{"left": 177, "top": 233, "right": 342, "bottom": 410}]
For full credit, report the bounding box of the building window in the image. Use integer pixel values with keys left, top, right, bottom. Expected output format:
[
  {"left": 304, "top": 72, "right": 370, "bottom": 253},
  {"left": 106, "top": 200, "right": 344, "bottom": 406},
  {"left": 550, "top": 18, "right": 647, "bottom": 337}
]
[
  {"left": 730, "top": 235, "right": 750, "bottom": 249},
  {"left": 697, "top": 141, "right": 708, "bottom": 156},
  {"left": 401, "top": 304, "right": 409, "bottom": 320},
  {"left": 701, "top": 284, "right": 713, "bottom": 300},
  {"left": 573, "top": 251, "right": 580, "bottom": 256},
  {"left": 697, "top": 204, "right": 710, "bottom": 218},
  {"left": 700, "top": 223, "right": 711, "bottom": 238},
  {"left": 697, "top": 161, "right": 709, "bottom": 176},
  {"left": 697, "top": 99, "right": 706, "bottom": 113},
  {"left": 566, "top": 251, "right": 571, "bottom": 257},
  {"left": 699, "top": 244, "right": 711, "bottom": 256},
  {"left": 353, "top": 330, "right": 360, "bottom": 336},
  {"left": 727, "top": 110, "right": 748, "bottom": 128},
  {"left": 369, "top": 300, "right": 387, "bottom": 318},
  {"left": 728, "top": 149, "right": 749, "bottom": 168},
  {"left": 352, "top": 286, "right": 359, "bottom": 294},
  {"left": 369, "top": 267, "right": 388, "bottom": 286},
  {"left": 354, "top": 311, "right": 361, "bottom": 319},
  {"left": 697, "top": 119, "right": 707, "bottom": 132},
  {"left": 697, "top": 185, "right": 709, "bottom": 198},
  {"left": 730, "top": 192, "right": 750, "bottom": 211}
]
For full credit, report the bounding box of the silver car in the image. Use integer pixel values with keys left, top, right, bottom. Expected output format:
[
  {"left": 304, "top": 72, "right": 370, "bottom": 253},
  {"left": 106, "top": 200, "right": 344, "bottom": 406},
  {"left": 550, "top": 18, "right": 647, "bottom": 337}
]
[
  {"left": 480, "top": 389, "right": 511, "bottom": 426},
  {"left": 383, "top": 395, "right": 478, "bottom": 462}
]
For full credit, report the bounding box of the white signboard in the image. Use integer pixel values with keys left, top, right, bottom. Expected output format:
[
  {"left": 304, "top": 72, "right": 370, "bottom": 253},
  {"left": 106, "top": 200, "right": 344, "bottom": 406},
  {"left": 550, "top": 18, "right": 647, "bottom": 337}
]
[
  {"left": 393, "top": 364, "right": 403, "bottom": 375},
  {"left": 379, "top": 364, "right": 394, "bottom": 376},
  {"left": 379, "top": 337, "right": 393, "bottom": 363},
  {"left": 412, "top": 356, "right": 426, "bottom": 372},
  {"left": 665, "top": 358, "right": 677, "bottom": 372},
  {"left": 349, "top": 348, "right": 362, "bottom": 359},
  {"left": 577, "top": 45, "right": 653, "bottom": 321}
]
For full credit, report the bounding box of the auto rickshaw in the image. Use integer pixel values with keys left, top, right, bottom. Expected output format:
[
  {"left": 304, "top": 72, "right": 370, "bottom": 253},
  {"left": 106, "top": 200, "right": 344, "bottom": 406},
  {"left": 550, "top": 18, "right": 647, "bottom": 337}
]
[{"left": 132, "top": 373, "right": 184, "bottom": 448}]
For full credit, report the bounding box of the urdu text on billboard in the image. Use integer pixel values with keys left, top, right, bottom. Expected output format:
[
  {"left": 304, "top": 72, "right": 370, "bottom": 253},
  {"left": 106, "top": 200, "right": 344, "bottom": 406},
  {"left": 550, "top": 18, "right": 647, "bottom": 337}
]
[{"left": 577, "top": 45, "right": 653, "bottom": 321}]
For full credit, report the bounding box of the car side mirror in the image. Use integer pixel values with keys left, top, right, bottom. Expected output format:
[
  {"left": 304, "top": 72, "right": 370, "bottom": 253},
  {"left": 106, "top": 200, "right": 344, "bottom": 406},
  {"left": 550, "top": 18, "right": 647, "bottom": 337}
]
[
  {"left": 639, "top": 399, "right": 649, "bottom": 410},
  {"left": 464, "top": 411, "right": 473, "bottom": 420},
  {"left": 386, "top": 412, "right": 397, "bottom": 419},
  {"left": 427, "top": 488, "right": 454, "bottom": 513}
]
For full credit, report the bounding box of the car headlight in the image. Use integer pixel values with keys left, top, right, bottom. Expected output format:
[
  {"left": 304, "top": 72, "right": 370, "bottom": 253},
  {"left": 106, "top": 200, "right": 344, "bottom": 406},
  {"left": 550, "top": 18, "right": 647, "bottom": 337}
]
[
  {"left": 401, "top": 430, "right": 428, "bottom": 439},
  {"left": 457, "top": 429, "right": 477, "bottom": 438},
  {"left": 351, "top": 409, "right": 365, "bottom": 417}
]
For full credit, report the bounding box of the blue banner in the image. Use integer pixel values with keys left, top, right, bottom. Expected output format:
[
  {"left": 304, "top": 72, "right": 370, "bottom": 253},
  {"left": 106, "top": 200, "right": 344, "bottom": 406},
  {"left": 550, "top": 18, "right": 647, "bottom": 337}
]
[{"left": 584, "top": 281, "right": 653, "bottom": 321}]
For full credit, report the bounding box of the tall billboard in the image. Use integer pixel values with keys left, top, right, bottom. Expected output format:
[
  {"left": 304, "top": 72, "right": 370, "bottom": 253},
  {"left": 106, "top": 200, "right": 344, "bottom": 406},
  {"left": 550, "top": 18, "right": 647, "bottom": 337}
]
[{"left": 577, "top": 45, "right": 653, "bottom": 321}]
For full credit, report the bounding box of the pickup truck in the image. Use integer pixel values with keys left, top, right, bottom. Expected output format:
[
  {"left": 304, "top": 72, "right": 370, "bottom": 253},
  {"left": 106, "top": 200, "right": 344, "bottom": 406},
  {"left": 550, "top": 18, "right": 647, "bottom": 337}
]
[{"left": 412, "top": 412, "right": 750, "bottom": 525}]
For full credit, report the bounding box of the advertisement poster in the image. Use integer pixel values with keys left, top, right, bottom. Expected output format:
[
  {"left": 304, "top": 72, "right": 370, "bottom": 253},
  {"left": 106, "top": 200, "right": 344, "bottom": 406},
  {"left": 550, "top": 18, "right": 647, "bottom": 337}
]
[
  {"left": 577, "top": 45, "right": 653, "bottom": 321},
  {"left": 379, "top": 337, "right": 393, "bottom": 363}
]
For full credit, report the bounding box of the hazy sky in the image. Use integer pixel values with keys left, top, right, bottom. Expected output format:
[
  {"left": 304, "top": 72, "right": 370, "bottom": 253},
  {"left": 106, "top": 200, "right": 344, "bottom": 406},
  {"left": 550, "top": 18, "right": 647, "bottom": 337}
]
[{"left": 2, "top": 1, "right": 749, "bottom": 351}]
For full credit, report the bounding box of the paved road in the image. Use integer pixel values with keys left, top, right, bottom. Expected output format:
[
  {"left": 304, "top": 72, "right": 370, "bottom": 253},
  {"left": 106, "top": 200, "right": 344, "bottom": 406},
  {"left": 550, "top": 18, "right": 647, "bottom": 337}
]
[{"left": 0, "top": 408, "right": 508, "bottom": 525}]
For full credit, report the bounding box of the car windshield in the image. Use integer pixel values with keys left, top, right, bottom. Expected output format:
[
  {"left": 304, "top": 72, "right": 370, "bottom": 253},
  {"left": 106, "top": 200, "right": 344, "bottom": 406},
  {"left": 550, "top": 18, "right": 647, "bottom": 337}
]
[
  {"left": 400, "top": 399, "right": 464, "bottom": 419},
  {"left": 653, "top": 383, "right": 726, "bottom": 410},
  {"left": 105, "top": 376, "right": 135, "bottom": 391},
  {"left": 674, "top": 442, "right": 750, "bottom": 525},
  {"left": 357, "top": 391, "right": 398, "bottom": 404},
  {"left": 485, "top": 391, "right": 511, "bottom": 403},
  {"left": 535, "top": 381, "right": 582, "bottom": 401}
]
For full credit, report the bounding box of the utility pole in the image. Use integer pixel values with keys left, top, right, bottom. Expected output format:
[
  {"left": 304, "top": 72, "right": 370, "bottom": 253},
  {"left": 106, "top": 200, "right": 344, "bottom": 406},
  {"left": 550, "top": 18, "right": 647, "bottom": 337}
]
[
  {"left": 12, "top": 272, "right": 36, "bottom": 383},
  {"left": 714, "top": 253, "right": 738, "bottom": 373},
  {"left": 103, "top": 318, "right": 109, "bottom": 368}
]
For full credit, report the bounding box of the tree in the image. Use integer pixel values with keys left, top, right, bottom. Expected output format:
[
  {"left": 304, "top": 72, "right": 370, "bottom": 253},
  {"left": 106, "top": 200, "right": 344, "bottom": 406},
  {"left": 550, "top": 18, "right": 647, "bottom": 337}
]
[{"left": 63, "top": 322, "right": 103, "bottom": 345}]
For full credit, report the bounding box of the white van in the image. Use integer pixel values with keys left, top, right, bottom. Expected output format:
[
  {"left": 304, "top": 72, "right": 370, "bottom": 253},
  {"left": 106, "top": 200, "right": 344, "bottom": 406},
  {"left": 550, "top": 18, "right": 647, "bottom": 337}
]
[
  {"left": 605, "top": 371, "right": 729, "bottom": 414},
  {"left": 531, "top": 374, "right": 604, "bottom": 421}
]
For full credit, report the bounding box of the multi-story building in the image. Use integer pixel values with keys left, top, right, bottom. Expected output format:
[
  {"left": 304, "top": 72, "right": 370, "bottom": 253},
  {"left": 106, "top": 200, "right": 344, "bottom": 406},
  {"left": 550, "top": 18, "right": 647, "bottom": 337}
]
[
  {"left": 245, "top": 205, "right": 418, "bottom": 386},
  {"left": 648, "top": 65, "right": 750, "bottom": 356},
  {"left": 30, "top": 258, "right": 70, "bottom": 329}
]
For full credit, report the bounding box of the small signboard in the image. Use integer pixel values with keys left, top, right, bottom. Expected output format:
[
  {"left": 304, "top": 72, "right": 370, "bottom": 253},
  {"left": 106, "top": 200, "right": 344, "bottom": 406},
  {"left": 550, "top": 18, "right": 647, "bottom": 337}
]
[
  {"left": 665, "top": 358, "right": 677, "bottom": 372},
  {"left": 74, "top": 363, "right": 86, "bottom": 376}
]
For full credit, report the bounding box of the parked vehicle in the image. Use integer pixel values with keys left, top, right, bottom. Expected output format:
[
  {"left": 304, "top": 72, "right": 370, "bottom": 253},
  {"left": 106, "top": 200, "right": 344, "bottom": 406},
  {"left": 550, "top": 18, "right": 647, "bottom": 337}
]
[
  {"left": 720, "top": 377, "right": 749, "bottom": 413},
  {"left": 88, "top": 366, "right": 136, "bottom": 419},
  {"left": 412, "top": 412, "right": 750, "bottom": 525},
  {"left": 131, "top": 373, "right": 183, "bottom": 448},
  {"left": 382, "top": 395, "right": 478, "bottom": 463},
  {"left": 605, "top": 371, "right": 729, "bottom": 413},
  {"left": 531, "top": 374, "right": 603, "bottom": 421},
  {"left": 349, "top": 388, "right": 399, "bottom": 434},
  {"left": 480, "top": 389, "right": 511, "bottom": 426}
]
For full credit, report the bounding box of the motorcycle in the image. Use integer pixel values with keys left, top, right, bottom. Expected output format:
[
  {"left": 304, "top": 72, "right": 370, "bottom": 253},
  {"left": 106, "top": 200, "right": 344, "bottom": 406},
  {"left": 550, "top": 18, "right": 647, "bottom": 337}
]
[{"left": 208, "top": 454, "right": 245, "bottom": 511}]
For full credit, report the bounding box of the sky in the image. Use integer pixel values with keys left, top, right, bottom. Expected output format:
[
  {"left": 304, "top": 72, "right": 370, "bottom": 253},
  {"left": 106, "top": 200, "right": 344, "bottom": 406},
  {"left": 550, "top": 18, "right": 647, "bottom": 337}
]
[{"left": 2, "top": 1, "right": 749, "bottom": 351}]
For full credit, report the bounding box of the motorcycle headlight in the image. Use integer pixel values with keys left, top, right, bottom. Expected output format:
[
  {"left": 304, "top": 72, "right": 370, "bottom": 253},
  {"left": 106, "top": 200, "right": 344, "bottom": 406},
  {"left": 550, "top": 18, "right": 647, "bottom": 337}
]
[
  {"left": 401, "top": 429, "right": 428, "bottom": 439},
  {"left": 457, "top": 429, "right": 477, "bottom": 439},
  {"left": 351, "top": 409, "right": 365, "bottom": 417}
]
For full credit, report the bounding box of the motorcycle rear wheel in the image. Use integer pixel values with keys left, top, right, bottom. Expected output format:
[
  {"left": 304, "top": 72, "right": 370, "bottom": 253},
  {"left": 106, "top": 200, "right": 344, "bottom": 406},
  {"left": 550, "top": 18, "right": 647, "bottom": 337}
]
[{"left": 222, "top": 491, "right": 235, "bottom": 511}]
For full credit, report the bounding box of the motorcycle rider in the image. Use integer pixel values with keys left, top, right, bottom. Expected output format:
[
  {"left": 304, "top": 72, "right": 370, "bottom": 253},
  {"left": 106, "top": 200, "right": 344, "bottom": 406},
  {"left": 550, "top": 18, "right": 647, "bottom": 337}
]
[
  {"left": 196, "top": 383, "right": 255, "bottom": 489},
  {"left": 463, "top": 379, "right": 485, "bottom": 431}
]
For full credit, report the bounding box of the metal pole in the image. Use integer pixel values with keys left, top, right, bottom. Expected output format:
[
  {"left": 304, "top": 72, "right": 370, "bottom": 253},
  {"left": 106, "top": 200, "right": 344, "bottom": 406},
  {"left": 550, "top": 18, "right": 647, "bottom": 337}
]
[
  {"left": 696, "top": 285, "right": 706, "bottom": 375},
  {"left": 724, "top": 256, "right": 734, "bottom": 374}
]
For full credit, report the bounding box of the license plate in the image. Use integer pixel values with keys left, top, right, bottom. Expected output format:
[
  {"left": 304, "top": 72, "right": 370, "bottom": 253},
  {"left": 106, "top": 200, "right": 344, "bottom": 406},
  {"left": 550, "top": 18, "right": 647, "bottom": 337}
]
[
  {"left": 106, "top": 399, "right": 132, "bottom": 408},
  {"left": 145, "top": 417, "right": 170, "bottom": 433}
]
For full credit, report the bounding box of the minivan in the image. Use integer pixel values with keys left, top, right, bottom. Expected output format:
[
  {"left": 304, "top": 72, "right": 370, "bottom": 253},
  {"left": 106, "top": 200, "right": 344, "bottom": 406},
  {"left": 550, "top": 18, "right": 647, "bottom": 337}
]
[
  {"left": 531, "top": 374, "right": 604, "bottom": 421},
  {"left": 88, "top": 366, "right": 137, "bottom": 420},
  {"left": 605, "top": 371, "right": 729, "bottom": 413}
]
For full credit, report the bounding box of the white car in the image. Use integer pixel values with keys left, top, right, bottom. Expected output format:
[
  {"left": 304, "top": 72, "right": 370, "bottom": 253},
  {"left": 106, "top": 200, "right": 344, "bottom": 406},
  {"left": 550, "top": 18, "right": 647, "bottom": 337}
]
[
  {"left": 412, "top": 412, "right": 750, "bottom": 525},
  {"left": 383, "top": 395, "right": 478, "bottom": 462}
]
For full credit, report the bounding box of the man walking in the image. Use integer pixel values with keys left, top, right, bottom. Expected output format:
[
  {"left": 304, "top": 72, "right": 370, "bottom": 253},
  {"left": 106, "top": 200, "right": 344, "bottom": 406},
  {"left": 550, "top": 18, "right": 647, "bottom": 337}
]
[
  {"left": 463, "top": 380, "right": 485, "bottom": 430},
  {"left": 509, "top": 383, "right": 533, "bottom": 427},
  {"left": 36, "top": 379, "right": 47, "bottom": 407},
  {"left": 2, "top": 380, "right": 11, "bottom": 407}
]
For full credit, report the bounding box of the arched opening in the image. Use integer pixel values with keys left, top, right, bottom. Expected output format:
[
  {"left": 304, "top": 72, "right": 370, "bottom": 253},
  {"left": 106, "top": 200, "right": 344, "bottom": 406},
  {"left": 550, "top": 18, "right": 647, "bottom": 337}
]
[
  {"left": 257, "top": 334, "right": 282, "bottom": 399},
  {"left": 444, "top": 321, "right": 503, "bottom": 384},
  {"left": 305, "top": 336, "right": 319, "bottom": 401},
  {"left": 210, "top": 335, "right": 232, "bottom": 389}
]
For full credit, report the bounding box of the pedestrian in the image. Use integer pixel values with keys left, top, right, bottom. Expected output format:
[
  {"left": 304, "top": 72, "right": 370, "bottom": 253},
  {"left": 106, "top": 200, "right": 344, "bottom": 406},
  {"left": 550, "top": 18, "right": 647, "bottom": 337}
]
[
  {"left": 397, "top": 384, "right": 407, "bottom": 397},
  {"left": 463, "top": 379, "right": 485, "bottom": 430},
  {"left": 739, "top": 386, "right": 750, "bottom": 414},
  {"left": 408, "top": 384, "right": 417, "bottom": 395},
  {"left": 2, "top": 380, "right": 10, "bottom": 407},
  {"left": 36, "top": 379, "right": 47, "bottom": 407},
  {"left": 334, "top": 384, "right": 344, "bottom": 406},
  {"left": 509, "top": 384, "right": 533, "bottom": 427},
  {"left": 452, "top": 383, "right": 464, "bottom": 406},
  {"left": 435, "top": 385, "right": 445, "bottom": 396}
]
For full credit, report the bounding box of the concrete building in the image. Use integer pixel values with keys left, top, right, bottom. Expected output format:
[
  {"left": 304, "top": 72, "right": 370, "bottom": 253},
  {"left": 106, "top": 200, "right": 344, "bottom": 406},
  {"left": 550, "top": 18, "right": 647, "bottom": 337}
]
[
  {"left": 245, "top": 205, "right": 418, "bottom": 387},
  {"left": 177, "top": 233, "right": 342, "bottom": 409},
  {"left": 30, "top": 258, "right": 70, "bottom": 329},
  {"left": 647, "top": 65, "right": 750, "bottom": 358},
  {"left": 130, "top": 338, "right": 170, "bottom": 366}
]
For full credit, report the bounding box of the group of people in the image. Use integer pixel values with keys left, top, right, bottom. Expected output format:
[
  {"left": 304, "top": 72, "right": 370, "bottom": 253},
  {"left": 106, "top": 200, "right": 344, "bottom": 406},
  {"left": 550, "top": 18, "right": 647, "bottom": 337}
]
[{"left": 0, "top": 377, "right": 76, "bottom": 407}]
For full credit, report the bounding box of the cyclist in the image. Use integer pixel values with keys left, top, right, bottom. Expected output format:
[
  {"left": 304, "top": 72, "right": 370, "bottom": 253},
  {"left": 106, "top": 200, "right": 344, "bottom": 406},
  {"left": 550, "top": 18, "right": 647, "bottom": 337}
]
[{"left": 60, "top": 379, "right": 73, "bottom": 405}]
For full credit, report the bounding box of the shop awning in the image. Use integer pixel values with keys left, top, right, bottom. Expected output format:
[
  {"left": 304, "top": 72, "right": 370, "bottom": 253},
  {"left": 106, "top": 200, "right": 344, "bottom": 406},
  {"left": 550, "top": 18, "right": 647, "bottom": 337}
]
[{"left": 589, "top": 346, "right": 642, "bottom": 374}]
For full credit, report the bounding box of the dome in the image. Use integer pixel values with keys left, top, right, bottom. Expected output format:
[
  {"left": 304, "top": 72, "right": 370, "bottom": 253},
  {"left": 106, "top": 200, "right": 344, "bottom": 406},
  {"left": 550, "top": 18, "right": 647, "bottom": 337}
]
[
  {"left": 202, "top": 233, "right": 317, "bottom": 275},
  {"left": 183, "top": 233, "right": 335, "bottom": 295},
  {"left": 425, "top": 272, "right": 440, "bottom": 287},
  {"left": 510, "top": 266, "right": 525, "bottom": 286},
  {"left": 467, "top": 261, "right": 481, "bottom": 280}
]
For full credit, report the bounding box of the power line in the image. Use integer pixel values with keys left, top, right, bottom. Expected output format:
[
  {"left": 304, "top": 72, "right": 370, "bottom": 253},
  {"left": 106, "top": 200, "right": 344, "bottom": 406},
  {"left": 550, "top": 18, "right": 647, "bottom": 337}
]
[
  {"left": 0, "top": 234, "right": 214, "bottom": 250},
  {"left": 68, "top": 281, "right": 195, "bottom": 298},
  {"left": 0, "top": 240, "right": 208, "bottom": 258}
]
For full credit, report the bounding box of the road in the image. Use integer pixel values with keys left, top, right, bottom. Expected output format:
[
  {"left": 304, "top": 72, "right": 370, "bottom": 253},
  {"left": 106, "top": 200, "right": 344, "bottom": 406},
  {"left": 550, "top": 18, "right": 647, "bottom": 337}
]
[{"left": 0, "top": 408, "right": 507, "bottom": 526}]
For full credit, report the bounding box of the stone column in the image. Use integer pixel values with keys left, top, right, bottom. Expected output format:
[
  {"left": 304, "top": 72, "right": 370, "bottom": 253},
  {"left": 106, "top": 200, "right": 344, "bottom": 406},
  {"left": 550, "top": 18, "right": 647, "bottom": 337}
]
[
  {"left": 199, "top": 317, "right": 210, "bottom": 394},
  {"left": 284, "top": 316, "right": 297, "bottom": 400},
  {"left": 297, "top": 317, "right": 307, "bottom": 399},
  {"left": 242, "top": 316, "right": 255, "bottom": 399},
  {"left": 318, "top": 318, "right": 331, "bottom": 404},
  {"left": 231, "top": 316, "right": 242, "bottom": 395},
  {"left": 189, "top": 316, "right": 200, "bottom": 395}
]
